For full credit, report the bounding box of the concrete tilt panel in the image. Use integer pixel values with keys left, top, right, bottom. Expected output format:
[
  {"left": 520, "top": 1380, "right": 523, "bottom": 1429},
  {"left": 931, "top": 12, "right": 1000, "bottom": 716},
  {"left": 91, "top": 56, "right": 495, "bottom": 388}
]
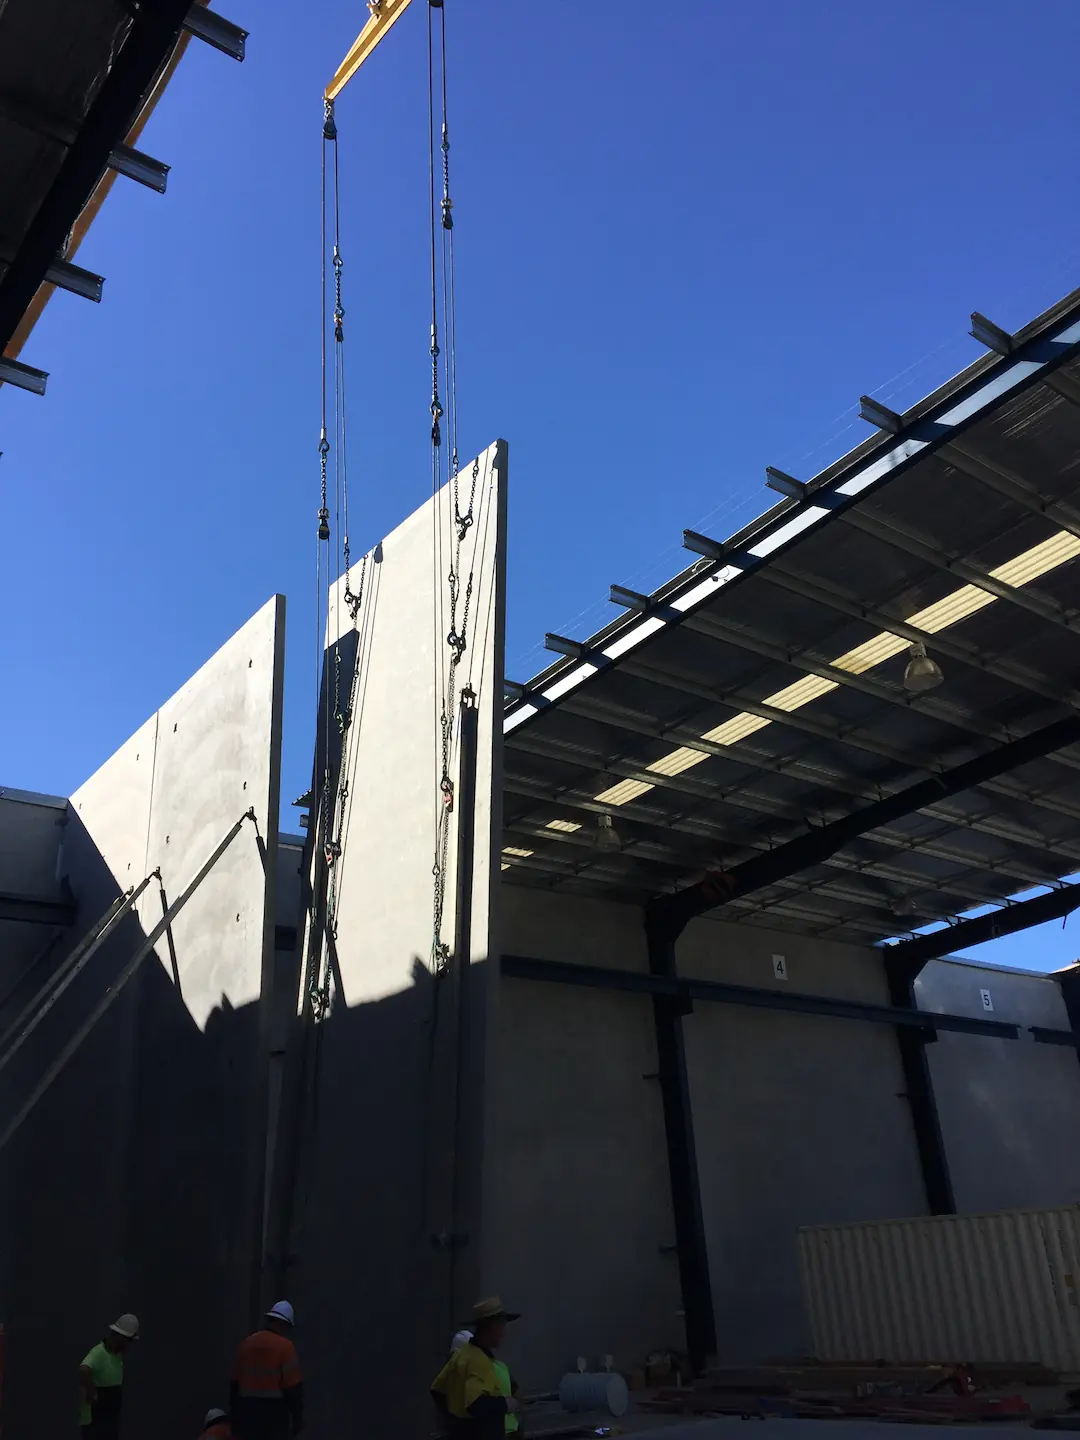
[
  {"left": 0, "top": 595, "right": 285, "bottom": 1440},
  {"left": 272, "top": 443, "right": 507, "bottom": 1438}
]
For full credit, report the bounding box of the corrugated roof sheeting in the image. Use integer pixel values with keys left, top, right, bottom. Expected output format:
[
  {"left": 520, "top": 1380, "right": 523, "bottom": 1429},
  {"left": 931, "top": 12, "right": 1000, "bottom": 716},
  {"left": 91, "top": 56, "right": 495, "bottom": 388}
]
[{"left": 503, "top": 290, "right": 1080, "bottom": 942}]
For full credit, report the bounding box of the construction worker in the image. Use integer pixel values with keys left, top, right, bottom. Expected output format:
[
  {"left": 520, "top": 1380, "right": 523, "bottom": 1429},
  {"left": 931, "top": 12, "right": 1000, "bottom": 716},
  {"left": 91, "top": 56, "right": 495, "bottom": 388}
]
[
  {"left": 78, "top": 1313, "right": 139, "bottom": 1440},
  {"left": 200, "top": 1408, "right": 232, "bottom": 1439},
  {"left": 229, "top": 1301, "right": 303, "bottom": 1440},
  {"left": 448, "top": 1327, "right": 519, "bottom": 1435},
  {"left": 432, "top": 1297, "right": 521, "bottom": 1439}
]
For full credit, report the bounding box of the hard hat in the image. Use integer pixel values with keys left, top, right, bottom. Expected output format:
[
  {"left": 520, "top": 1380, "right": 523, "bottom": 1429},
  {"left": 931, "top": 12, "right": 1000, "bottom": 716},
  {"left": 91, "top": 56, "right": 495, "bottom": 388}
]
[
  {"left": 451, "top": 1329, "right": 473, "bottom": 1353},
  {"left": 204, "top": 1409, "right": 228, "bottom": 1427},
  {"left": 267, "top": 1300, "right": 294, "bottom": 1326},
  {"left": 109, "top": 1314, "right": 140, "bottom": 1340}
]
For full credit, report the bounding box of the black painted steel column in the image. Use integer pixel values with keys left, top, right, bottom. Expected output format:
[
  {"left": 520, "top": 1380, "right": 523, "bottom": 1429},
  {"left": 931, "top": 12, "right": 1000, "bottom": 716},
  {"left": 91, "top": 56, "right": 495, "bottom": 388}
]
[
  {"left": 1057, "top": 966, "right": 1080, "bottom": 1076},
  {"left": 884, "top": 952, "right": 955, "bottom": 1214},
  {"left": 645, "top": 919, "right": 717, "bottom": 1372}
]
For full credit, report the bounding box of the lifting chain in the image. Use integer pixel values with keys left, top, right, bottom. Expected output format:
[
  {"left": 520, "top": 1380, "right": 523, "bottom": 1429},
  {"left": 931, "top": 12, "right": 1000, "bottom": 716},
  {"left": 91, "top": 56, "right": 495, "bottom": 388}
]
[
  {"left": 333, "top": 243, "right": 344, "bottom": 344},
  {"left": 430, "top": 323, "right": 442, "bottom": 447}
]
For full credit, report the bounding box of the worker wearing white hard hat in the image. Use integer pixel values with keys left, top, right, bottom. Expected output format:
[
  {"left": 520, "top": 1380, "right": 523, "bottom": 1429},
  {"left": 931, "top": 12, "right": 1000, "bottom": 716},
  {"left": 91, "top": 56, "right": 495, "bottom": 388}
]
[
  {"left": 230, "top": 1301, "right": 303, "bottom": 1440},
  {"left": 78, "top": 1314, "right": 139, "bottom": 1440},
  {"left": 200, "top": 1408, "right": 232, "bottom": 1439}
]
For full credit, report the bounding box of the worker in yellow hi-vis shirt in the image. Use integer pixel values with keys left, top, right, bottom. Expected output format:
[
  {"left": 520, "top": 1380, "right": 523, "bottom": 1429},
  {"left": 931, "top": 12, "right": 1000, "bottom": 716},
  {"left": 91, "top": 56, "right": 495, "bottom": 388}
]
[
  {"left": 449, "top": 1326, "right": 520, "bottom": 1435},
  {"left": 78, "top": 1314, "right": 139, "bottom": 1440},
  {"left": 432, "top": 1298, "right": 521, "bottom": 1439}
]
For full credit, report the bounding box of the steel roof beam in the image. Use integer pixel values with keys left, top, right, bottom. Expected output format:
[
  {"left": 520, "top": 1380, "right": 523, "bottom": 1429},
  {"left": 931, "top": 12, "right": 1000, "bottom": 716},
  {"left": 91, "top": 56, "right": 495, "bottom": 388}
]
[
  {"left": 506, "top": 735, "right": 1067, "bottom": 890},
  {"left": 182, "top": 5, "right": 247, "bottom": 60},
  {"left": 500, "top": 955, "right": 1022, "bottom": 1040},
  {"left": 681, "top": 607, "right": 1072, "bottom": 764},
  {"left": 0, "top": 0, "right": 196, "bottom": 351},
  {"left": 504, "top": 773, "right": 1044, "bottom": 914},
  {"left": 503, "top": 850, "right": 893, "bottom": 941},
  {"left": 622, "top": 656, "right": 1080, "bottom": 835},
  {"left": 505, "top": 816, "right": 950, "bottom": 928},
  {"left": 0, "top": 91, "right": 171, "bottom": 194},
  {"left": 551, "top": 686, "right": 1080, "bottom": 855},
  {"left": 760, "top": 560, "right": 1080, "bottom": 712},
  {"left": 887, "top": 880, "right": 1080, "bottom": 969},
  {"left": 841, "top": 507, "right": 1080, "bottom": 639},
  {"left": 939, "top": 440, "right": 1080, "bottom": 546},
  {"left": 0, "top": 249, "right": 103, "bottom": 304},
  {"left": 615, "top": 654, "right": 1080, "bottom": 832},
  {"left": 647, "top": 714, "right": 1080, "bottom": 942}
]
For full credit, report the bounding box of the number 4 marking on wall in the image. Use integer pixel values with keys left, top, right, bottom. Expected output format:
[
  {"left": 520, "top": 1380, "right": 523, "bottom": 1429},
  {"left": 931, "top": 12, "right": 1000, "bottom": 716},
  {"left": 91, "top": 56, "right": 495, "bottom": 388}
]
[
  {"left": 773, "top": 954, "right": 788, "bottom": 981},
  {"left": 980, "top": 988, "right": 994, "bottom": 1012}
]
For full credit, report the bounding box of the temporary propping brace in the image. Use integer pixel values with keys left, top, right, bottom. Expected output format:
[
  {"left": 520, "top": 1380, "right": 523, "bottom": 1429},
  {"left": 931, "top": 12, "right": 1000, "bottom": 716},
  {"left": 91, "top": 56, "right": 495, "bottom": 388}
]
[
  {"left": 0, "top": 809, "right": 256, "bottom": 1157},
  {"left": 646, "top": 714, "right": 1080, "bottom": 946},
  {"left": 0, "top": 871, "right": 159, "bottom": 1075}
]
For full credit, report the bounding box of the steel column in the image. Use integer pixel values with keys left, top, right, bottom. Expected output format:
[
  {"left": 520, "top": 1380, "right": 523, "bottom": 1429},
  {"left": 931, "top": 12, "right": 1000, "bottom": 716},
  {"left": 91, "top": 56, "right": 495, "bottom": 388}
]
[
  {"left": 884, "top": 952, "right": 955, "bottom": 1214},
  {"left": 644, "top": 918, "right": 716, "bottom": 1373}
]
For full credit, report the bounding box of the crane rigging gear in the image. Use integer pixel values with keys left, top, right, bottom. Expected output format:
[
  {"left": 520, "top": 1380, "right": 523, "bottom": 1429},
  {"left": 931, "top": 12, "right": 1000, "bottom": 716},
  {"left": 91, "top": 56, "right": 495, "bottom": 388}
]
[
  {"left": 316, "top": 0, "right": 477, "bottom": 976},
  {"left": 305, "top": 87, "right": 371, "bottom": 1025}
]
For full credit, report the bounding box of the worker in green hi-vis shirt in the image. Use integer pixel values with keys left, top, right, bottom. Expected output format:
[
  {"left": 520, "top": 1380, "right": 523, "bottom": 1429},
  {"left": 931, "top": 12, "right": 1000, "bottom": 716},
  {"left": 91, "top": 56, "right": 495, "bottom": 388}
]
[
  {"left": 447, "top": 1317, "right": 521, "bottom": 1436},
  {"left": 78, "top": 1314, "right": 139, "bottom": 1440}
]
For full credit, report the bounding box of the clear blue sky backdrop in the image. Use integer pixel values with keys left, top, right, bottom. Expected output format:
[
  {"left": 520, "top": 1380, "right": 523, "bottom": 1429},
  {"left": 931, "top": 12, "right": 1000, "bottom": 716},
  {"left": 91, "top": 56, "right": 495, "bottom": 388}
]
[{"left": 4, "top": 0, "right": 1080, "bottom": 970}]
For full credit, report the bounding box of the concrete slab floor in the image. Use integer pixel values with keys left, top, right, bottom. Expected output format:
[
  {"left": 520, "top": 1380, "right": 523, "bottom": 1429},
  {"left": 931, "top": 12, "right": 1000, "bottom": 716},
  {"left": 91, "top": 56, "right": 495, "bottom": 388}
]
[{"left": 617, "top": 1422, "right": 1037, "bottom": 1440}]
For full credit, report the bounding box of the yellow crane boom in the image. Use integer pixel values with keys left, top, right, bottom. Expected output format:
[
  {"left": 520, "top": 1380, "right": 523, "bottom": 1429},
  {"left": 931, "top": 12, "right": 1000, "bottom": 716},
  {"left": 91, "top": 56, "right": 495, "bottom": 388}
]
[{"left": 325, "top": 0, "right": 416, "bottom": 102}]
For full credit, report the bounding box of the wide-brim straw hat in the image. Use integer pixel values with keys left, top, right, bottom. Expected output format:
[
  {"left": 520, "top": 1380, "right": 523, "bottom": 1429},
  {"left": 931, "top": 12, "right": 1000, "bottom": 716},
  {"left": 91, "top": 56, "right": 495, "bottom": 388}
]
[{"left": 465, "top": 1295, "right": 520, "bottom": 1326}]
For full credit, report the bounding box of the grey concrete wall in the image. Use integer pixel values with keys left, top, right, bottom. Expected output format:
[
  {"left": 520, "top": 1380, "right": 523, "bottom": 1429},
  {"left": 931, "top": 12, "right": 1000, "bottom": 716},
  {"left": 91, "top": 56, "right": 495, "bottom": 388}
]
[
  {"left": 0, "top": 597, "right": 285, "bottom": 1440},
  {"left": 491, "top": 892, "right": 928, "bottom": 1382},
  {"left": 489, "top": 890, "right": 679, "bottom": 1388},
  {"left": 279, "top": 444, "right": 507, "bottom": 1438},
  {"left": 678, "top": 916, "right": 927, "bottom": 1363},
  {"left": 0, "top": 790, "right": 69, "bottom": 1002},
  {"left": 917, "top": 957, "right": 1080, "bottom": 1213}
]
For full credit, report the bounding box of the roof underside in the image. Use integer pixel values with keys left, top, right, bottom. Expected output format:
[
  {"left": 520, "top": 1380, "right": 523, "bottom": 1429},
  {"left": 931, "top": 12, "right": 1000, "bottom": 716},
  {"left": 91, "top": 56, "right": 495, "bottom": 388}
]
[{"left": 502, "top": 290, "right": 1080, "bottom": 945}]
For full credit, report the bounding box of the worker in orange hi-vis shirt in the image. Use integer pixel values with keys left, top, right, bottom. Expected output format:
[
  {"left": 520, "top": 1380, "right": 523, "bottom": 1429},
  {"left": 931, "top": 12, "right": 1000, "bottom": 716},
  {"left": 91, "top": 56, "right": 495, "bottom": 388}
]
[
  {"left": 199, "top": 1409, "right": 232, "bottom": 1440},
  {"left": 229, "top": 1303, "right": 303, "bottom": 1440}
]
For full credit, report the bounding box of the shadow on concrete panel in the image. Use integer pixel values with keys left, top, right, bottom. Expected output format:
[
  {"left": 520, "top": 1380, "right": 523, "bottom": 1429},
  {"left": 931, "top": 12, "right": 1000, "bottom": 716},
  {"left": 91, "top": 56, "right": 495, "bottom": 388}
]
[
  {"left": 0, "top": 813, "right": 265, "bottom": 1440},
  {"left": 276, "top": 952, "right": 494, "bottom": 1440}
]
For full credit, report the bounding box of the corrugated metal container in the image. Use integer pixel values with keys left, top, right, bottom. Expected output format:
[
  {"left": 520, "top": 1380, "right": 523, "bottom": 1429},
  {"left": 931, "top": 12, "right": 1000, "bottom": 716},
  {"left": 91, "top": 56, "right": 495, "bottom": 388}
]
[{"left": 798, "top": 1205, "right": 1080, "bottom": 1372}]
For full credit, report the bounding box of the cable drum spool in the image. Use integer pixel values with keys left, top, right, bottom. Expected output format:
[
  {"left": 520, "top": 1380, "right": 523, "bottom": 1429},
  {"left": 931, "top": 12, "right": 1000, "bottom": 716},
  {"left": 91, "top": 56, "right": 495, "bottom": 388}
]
[{"left": 558, "top": 1372, "right": 629, "bottom": 1417}]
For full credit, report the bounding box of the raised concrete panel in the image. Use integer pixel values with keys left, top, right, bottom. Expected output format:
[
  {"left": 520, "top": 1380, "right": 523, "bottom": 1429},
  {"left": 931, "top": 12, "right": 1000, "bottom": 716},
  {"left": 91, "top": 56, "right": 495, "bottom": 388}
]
[
  {"left": 1, "top": 597, "right": 284, "bottom": 1440},
  {"left": 281, "top": 445, "right": 507, "bottom": 1436},
  {"left": 144, "top": 597, "right": 283, "bottom": 1028},
  {"left": 494, "top": 891, "right": 927, "bottom": 1377},
  {"left": 918, "top": 958, "right": 1080, "bottom": 1212}
]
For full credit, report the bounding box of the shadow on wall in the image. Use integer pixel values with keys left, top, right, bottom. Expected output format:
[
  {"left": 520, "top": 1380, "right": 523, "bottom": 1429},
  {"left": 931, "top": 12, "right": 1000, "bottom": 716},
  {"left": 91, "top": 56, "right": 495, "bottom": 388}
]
[
  {"left": 0, "top": 812, "right": 264, "bottom": 1440},
  {"left": 0, "top": 825, "right": 487, "bottom": 1440},
  {"left": 276, "top": 952, "right": 486, "bottom": 1440}
]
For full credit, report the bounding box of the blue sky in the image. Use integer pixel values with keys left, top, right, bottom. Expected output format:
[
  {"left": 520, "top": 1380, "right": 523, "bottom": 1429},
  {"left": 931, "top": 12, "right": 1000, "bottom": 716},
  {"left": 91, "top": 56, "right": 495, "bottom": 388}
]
[{"left": 4, "top": 0, "right": 1080, "bottom": 970}]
